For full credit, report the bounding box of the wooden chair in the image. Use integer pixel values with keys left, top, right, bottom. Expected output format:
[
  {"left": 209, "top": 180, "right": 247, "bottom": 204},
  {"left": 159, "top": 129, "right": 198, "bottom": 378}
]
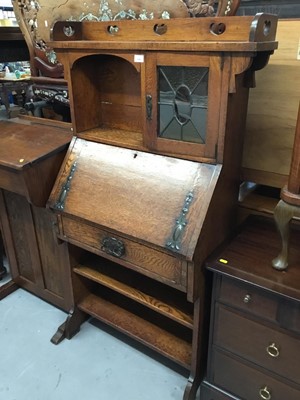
[
  {"left": 12, "top": 0, "right": 70, "bottom": 120},
  {"left": 272, "top": 103, "right": 300, "bottom": 270}
]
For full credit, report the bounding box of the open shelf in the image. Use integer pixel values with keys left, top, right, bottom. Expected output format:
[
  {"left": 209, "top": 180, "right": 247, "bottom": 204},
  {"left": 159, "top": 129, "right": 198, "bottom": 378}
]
[
  {"left": 78, "top": 127, "right": 145, "bottom": 151},
  {"left": 74, "top": 263, "right": 193, "bottom": 329},
  {"left": 77, "top": 292, "right": 192, "bottom": 369},
  {"left": 71, "top": 250, "right": 193, "bottom": 369}
]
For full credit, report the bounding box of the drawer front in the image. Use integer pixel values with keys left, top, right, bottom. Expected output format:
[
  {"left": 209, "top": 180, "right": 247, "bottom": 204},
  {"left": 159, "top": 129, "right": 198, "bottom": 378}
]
[
  {"left": 218, "top": 276, "right": 300, "bottom": 333},
  {"left": 211, "top": 349, "right": 300, "bottom": 400},
  {"left": 61, "top": 216, "right": 186, "bottom": 290},
  {"left": 214, "top": 305, "right": 300, "bottom": 385}
]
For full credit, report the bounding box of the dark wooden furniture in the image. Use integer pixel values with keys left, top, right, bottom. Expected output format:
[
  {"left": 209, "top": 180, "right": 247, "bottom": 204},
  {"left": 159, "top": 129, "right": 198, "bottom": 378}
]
[
  {"left": 201, "top": 215, "right": 300, "bottom": 399},
  {"left": 0, "top": 26, "right": 29, "bottom": 62},
  {"left": 272, "top": 104, "right": 300, "bottom": 270},
  {"left": 46, "top": 14, "right": 277, "bottom": 400},
  {"left": 0, "top": 120, "right": 73, "bottom": 310}
]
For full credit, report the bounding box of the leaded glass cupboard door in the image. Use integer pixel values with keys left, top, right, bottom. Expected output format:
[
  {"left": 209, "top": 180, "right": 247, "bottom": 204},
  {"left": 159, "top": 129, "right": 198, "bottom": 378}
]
[{"left": 145, "top": 53, "right": 224, "bottom": 161}]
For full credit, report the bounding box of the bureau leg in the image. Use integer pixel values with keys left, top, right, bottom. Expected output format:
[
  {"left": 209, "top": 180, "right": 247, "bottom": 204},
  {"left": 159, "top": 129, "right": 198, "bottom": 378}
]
[
  {"left": 0, "top": 280, "right": 19, "bottom": 300},
  {"left": 51, "top": 307, "right": 88, "bottom": 344},
  {"left": 183, "top": 296, "right": 206, "bottom": 400},
  {"left": 183, "top": 375, "right": 201, "bottom": 400},
  {"left": 272, "top": 200, "right": 300, "bottom": 270},
  {"left": 0, "top": 233, "right": 6, "bottom": 280}
]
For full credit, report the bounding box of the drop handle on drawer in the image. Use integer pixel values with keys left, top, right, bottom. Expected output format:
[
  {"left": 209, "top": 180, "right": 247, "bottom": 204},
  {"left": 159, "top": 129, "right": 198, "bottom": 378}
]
[
  {"left": 259, "top": 386, "right": 271, "bottom": 400},
  {"left": 266, "top": 342, "right": 280, "bottom": 358},
  {"left": 101, "top": 237, "right": 125, "bottom": 258},
  {"left": 243, "top": 294, "right": 251, "bottom": 303}
]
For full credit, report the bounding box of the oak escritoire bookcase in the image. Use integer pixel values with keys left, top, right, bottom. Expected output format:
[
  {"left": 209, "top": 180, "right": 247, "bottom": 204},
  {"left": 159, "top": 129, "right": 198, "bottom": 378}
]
[{"left": 47, "top": 14, "right": 278, "bottom": 399}]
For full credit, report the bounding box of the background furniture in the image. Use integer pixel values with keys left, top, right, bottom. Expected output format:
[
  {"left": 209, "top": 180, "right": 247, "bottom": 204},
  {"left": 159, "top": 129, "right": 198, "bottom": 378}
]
[
  {"left": 0, "top": 76, "right": 30, "bottom": 118},
  {"left": 241, "top": 18, "right": 300, "bottom": 190},
  {"left": 47, "top": 14, "right": 277, "bottom": 400},
  {"left": 201, "top": 215, "right": 300, "bottom": 400},
  {"left": 0, "top": 26, "right": 29, "bottom": 63},
  {"left": 237, "top": 0, "right": 300, "bottom": 18},
  {"left": 12, "top": 0, "right": 70, "bottom": 121},
  {"left": 0, "top": 120, "right": 73, "bottom": 310},
  {"left": 272, "top": 104, "right": 300, "bottom": 270}
]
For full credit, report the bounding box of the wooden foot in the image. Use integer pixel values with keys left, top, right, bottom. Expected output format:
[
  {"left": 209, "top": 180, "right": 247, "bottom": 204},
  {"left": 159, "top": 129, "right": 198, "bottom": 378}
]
[
  {"left": 0, "top": 280, "right": 19, "bottom": 300},
  {"left": 51, "top": 307, "right": 88, "bottom": 344},
  {"left": 183, "top": 375, "right": 201, "bottom": 400},
  {"left": 272, "top": 200, "right": 300, "bottom": 270}
]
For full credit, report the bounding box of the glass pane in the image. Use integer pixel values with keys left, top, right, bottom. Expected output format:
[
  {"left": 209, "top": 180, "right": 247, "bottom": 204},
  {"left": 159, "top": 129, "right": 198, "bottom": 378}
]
[{"left": 158, "top": 66, "right": 209, "bottom": 144}]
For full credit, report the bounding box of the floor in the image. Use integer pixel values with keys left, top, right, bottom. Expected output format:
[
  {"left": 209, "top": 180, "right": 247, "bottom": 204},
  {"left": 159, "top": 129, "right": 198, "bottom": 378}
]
[
  {"left": 0, "top": 257, "right": 197, "bottom": 400},
  {"left": 0, "top": 103, "right": 22, "bottom": 120},
  {"left": 0, "top": 107, "right": 200, "bottom": 400}
]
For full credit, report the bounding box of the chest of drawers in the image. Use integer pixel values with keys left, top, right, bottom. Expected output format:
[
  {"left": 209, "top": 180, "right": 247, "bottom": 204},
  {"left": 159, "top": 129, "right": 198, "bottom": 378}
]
[{"left": 201, "top": 215, "right": 300, "bottom": 400}]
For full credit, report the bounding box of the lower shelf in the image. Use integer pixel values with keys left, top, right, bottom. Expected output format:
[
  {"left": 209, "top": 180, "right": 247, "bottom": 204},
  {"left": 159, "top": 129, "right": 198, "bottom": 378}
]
[
  {"left": 74, "top": 264, "right": 193, "bottom": 328},
  {"left": 78, "top": 293, "right": 192, "bottom": 369}
]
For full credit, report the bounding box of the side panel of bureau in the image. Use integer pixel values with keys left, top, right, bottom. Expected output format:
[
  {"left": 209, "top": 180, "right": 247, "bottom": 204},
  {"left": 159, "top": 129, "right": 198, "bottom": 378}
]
[{"left": 0, "top": 190, "right": 73, "bottom": 311}]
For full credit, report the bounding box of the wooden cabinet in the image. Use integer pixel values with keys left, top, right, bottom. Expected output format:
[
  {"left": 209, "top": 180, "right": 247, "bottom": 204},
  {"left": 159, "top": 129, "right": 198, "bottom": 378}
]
[
  {"left": 201, "top": 215, "right": 300, "bottom": 399},
  {"left": 47, "top": 15, "right": 277, "bottom": 399},
  {"left": 0, "top": 120, "right": 73, "bottom": 310}
]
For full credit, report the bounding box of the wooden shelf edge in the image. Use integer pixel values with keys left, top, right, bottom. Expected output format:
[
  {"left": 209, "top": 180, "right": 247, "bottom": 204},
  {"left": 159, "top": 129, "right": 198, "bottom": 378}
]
[
  {"left": 74, "top": 264, "right": 193, "bottom": 329},
  {"left": 78, "top": 293, "right": 192, "bottom": 369},
  {"left": 77, "top": 127, "right": 144, "bottom": 151}
]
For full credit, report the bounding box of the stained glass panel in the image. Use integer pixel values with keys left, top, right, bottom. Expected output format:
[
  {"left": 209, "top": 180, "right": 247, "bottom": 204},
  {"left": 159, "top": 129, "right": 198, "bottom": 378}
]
[{"left": 158, "top": 66, "right": 209, "bottom": 144}]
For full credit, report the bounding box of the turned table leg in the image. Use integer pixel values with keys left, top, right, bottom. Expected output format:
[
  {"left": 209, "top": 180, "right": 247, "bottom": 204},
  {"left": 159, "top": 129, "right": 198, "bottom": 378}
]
[
  {"left": 272, "top": 200, "right": 300, "bottom": 270},
  {"left": 273, "top": 103, "right": 300, "bottom": 270}
]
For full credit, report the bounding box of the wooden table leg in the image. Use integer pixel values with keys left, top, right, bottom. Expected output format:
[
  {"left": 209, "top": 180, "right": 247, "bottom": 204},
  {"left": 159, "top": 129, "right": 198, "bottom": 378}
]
[
  {"left": 273, "top": 103, "right": 300, "bottom": 270},
  {"left": 272, "top": 200, "right": 300, "bottom": 270}
]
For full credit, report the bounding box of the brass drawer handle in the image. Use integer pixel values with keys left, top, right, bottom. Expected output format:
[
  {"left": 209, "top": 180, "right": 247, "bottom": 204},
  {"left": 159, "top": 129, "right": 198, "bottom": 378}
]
[
  {"left": 101, "top": 237, "right": 125, "bottom": 258},
  {"left": 266, "top": 342, "right": 280, "bottom": 358},
  {"left": 259, "top": 386, "right": 271, "bottom": 400},
  {"left": 243, "top": 294, "right": 251, "bottom": 303}
]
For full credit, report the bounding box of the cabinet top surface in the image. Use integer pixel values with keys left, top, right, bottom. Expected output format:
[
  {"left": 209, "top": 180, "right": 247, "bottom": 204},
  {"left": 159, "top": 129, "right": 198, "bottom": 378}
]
[
  {"left": 0, "top": 121, "right": 72, "bottom": 170},
  {"left": 207, "top": 215, "right": 300, "bottom": 301}
]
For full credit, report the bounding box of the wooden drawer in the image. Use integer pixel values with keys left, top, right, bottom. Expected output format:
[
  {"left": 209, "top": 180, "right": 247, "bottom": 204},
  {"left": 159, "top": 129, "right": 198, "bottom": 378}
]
[
  {"left": 210, "top": 349, "right": 300, "bottom": 400},
  {"left": 61, "top": 216, "right": 187, "bottom": 290},
  {"left": 214, "top": 304, "right": 300, "bottom": 385},
  {"left": 218, "top": 276, "right": 300, "bottom": 332}
]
